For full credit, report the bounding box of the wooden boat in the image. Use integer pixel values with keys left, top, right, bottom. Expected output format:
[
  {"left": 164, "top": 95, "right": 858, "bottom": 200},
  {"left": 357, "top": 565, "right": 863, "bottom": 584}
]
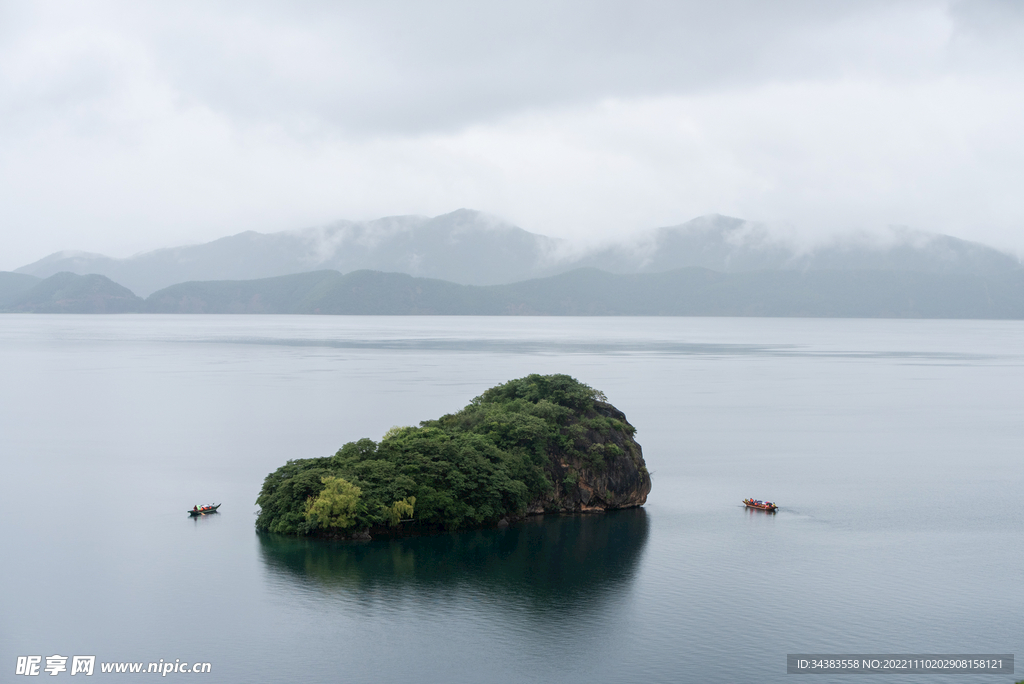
[
  {"left": 188, "top": 504, "right": 221, "bottom": 516},
  {"left": 743, "top": 498, "right": 777, "bottom": 512}
]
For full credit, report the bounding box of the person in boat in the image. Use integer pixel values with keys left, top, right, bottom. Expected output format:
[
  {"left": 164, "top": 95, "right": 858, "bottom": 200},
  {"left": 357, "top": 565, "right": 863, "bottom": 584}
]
[{"left": 193, "top": 505, "right": 198, "bottom": 512}]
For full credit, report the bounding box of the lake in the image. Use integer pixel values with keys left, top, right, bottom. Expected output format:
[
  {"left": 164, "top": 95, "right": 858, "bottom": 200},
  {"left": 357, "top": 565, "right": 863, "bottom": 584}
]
[{"left": 0, "top": 315, "right": 1021, "bottom": 683}]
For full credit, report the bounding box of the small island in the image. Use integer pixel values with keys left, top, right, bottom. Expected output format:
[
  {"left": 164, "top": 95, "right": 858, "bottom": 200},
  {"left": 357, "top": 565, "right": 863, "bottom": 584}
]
[{"left": 255, "top": 374, "right": 652, "bottom": 539}]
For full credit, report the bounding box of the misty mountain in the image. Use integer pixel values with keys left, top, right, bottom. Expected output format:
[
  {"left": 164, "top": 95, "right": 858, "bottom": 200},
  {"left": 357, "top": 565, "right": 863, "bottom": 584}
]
[
  {"left": 0, "top": 271, "right": 41, "bottom": 306},
  {"left": 1, "top": 272, "right": 143, "bottom": 313},
  {"left": 146, "top": 271, "right": 486, "bottom": 315},
  {"left": 16, "top": 210, "right": 562, "bottom": 297},
  {"left": 143, "top": 268, "right": 1024, "bottom": 318},
  {"left": 577, "top": 215, "right": 1023, "bottom": 276},
  {"left": 4, "top": 265, "right": 1022, "bottom": 317},
  {"left": 15, "top": 212, "right": 1022, "bottom": 299}
]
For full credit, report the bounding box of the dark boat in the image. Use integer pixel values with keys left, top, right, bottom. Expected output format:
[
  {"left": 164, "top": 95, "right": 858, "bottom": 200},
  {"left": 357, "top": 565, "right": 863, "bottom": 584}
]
[
  {"left": 188, "top": 504, "right": 221, "bottom": 516},
  {"left": 743, "top": 498, "right": 777, "bottom": 512}
]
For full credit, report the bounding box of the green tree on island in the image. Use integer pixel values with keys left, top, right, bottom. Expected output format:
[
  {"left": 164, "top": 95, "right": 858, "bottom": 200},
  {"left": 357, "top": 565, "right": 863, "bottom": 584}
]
[
  {"left": 255, "top": 374, "right": 651, "bottom": 538},
  {"left": 305, "top": 476, "right": 363, "bottom": 529}
]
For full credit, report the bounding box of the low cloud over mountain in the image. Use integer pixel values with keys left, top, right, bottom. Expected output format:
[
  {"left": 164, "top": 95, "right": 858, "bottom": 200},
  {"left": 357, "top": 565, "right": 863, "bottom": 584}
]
[{"left": 15, "top": 210, "right": 1021, "bottom": 298}]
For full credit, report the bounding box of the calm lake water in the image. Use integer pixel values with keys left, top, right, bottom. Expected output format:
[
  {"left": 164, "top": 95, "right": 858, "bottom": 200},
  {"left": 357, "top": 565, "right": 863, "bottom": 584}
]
[{"left": 1, "top": 315, "right": 1021, "bottom": 683}]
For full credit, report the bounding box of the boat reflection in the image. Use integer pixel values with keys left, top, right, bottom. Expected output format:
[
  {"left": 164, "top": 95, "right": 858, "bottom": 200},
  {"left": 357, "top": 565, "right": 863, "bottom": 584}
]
[{"left": 258, "top": 508, "right": 649, "bottom": 604}]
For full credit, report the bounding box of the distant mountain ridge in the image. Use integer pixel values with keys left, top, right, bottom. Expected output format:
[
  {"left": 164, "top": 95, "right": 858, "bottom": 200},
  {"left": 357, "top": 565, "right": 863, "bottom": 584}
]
[
  {"left": 16, "top": 210, "right": 563, "bottom": 297},
  {"left": 5, "top": 267, "right": 1022, "bottom": 318},
  {"left": 0, "top": 272, "right": 142, "bottom": 313},
  {"left": 576, "top": 215, "right": 1022, "bottom": 277},
  {"left": 15, "top": 211, "right": 1021, "bottom": 297},
  {"left": 0, "top": 271, "right": 40, "bottom": 305},
  {"left": 140, "top": 268, "right": 1024, "bottom": 318}
]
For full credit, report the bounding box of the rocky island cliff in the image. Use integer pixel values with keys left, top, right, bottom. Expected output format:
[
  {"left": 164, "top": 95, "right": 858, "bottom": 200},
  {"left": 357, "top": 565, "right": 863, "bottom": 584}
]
[{"left": 255, "top": 374, "right": 651, "bottom": 539}]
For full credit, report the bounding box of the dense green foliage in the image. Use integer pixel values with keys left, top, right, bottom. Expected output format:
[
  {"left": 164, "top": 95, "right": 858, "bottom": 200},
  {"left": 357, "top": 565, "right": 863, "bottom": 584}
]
[
  {"left": 305, "top": 476, "right": 363, "bottom": 529},
  {"left": 256, "top": 374, "right": 630, "bottom": 536}
]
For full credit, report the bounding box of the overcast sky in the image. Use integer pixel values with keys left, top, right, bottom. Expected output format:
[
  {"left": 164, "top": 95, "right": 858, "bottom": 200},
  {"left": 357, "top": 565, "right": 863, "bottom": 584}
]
[{"left": 2, "top": 0, "right": 1023, "bottom": 269}]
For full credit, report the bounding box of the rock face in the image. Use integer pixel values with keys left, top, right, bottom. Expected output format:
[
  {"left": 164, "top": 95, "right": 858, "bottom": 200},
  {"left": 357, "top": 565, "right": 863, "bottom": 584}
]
[{"left": 530, "top": 401, "right": 651, "bottom": 514}]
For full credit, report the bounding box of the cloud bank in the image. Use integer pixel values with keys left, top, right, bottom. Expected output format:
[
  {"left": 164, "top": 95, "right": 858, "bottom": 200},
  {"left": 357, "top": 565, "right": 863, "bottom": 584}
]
[{"left": 1, "top": 0, "right": 1023, "bottom": 269}]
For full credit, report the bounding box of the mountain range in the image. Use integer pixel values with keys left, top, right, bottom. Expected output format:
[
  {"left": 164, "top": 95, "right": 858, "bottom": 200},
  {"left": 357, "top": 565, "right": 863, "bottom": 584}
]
[
  {"left": 0, "top": 271, "right": 143, "bottom": 313},
  {"left": 14, "top": 210, "right": 1021, "bottom": 298},
  {"left": 4, "top": 267, "right": 1023, "bottom": 318},
  {"left": 4, "top": 210, "right": 1022, "bottom": 317}
]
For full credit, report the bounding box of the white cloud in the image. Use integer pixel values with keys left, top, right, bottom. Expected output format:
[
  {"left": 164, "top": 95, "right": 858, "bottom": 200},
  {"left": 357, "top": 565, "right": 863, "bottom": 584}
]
[{"left": 1, "top": 0, "right": 1023, "bottom": 269}]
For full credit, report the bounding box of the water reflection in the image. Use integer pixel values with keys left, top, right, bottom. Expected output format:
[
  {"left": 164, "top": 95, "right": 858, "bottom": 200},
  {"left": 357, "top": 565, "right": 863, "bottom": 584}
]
[
  {"left": 190, "top": 511, "right": 221, "bottom": 527},
  {"left": 258, "top": 508, "right": 649, "bottom": 606}
]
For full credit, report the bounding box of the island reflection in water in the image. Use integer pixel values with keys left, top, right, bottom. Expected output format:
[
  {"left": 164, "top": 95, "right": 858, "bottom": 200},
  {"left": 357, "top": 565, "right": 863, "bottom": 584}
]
[{"left": 258, "top": 508, "right": 649, "bottom": 609}]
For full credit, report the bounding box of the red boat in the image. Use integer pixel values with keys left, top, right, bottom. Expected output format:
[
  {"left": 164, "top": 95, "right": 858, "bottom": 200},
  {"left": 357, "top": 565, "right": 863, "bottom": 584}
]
[{"left": 743, "top": 498, "right": 777, "bottom": 511}]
